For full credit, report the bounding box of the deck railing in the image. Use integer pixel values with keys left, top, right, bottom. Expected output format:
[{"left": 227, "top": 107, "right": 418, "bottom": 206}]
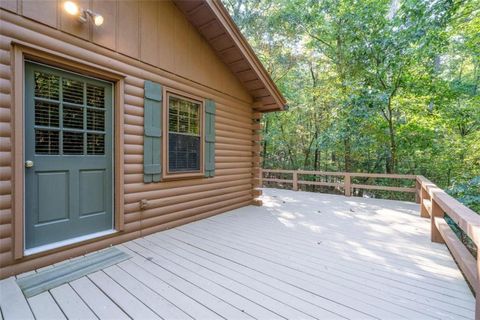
[
  {"left": 261, "top": 169, "right": 480, "bottom": 316},
  {"left": 261, "top": 169, "right": 418, "bottom": 198}
]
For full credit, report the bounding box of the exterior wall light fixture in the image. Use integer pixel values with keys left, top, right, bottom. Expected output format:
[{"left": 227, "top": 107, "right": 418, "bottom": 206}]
[{"left": 63, "top": 1, "right": 104, "bottom": 26}]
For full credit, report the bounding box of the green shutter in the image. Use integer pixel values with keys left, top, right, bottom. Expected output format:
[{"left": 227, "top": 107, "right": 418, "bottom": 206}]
[
  {"left": 205, "top": 99, "right": 216, "bottom": 177},
  {"left": 144, "top": 81, "right": 162, "bottom": 183}
]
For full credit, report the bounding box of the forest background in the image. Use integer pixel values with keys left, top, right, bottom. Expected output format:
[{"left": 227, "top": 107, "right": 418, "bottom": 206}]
[{"left": 223, "top": 0, "right": 480, "bottom": 212}]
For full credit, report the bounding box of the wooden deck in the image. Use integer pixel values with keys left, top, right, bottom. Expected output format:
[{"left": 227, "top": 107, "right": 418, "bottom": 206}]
[{"left": 0, "top": 188, "right": 475, "bottom": 320}]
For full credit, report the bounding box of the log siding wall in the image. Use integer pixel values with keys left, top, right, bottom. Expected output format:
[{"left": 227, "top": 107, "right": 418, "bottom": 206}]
[{"left": 0, "top": 1, "right": 257, "bottom": 278}]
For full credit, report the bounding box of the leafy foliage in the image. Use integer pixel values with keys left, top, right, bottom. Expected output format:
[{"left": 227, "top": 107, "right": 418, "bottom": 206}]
[
  {"left": 447, "top": 177, "right": 480, "bottom": 212},
  {"left": 223, "top": 0, "right": 480, "bottom": 208}
]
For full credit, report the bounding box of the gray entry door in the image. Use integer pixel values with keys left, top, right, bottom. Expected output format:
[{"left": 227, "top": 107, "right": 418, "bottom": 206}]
[{"left": 24, "top": 61, "right": 114, "bottom": 250}]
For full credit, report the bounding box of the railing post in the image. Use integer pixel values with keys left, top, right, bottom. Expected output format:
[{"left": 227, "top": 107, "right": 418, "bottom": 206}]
[
  {"left": 415, "top": 179, "right": 421, "bottom": 204},
  {"left": 430, "top": 198, "right": 444, "bottom": 243},
  {"left": 259, "top": 168, "right": 263, "bottom": 188},
  {"left": 476, "top": 256, "right": 479, "bottom": 320},
  {"left": 293, "top": 171, "right": 298, "bottom": 191},
  {"left": 420, "top": 186, "right": 430, "bottom": 218},
  {"left": 344, "top": 173, "right": 351, "bottom": 196}
]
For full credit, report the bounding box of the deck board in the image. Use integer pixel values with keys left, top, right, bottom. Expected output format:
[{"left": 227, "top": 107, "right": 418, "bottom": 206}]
[
  {"left": 187, "top": 217, "right": 473, "bottom": 303},
  {"left": 122, "top": 243, "right": 253, "bottom": 319},
  {"left": 87, "top": 270, "right": 161, "bottom": 319},
  {"left": 0, "top": 277, "right": 34, "bottom": 320},
  {"left": 146, "top": 233, "right": 352, "bottom": 319},
  {"left": 102, "top": 264, "right": 192, "bottom": 320},
  {"left": 116, "top": 258, "right": 223, "bottom": 319},
  {"left": 49, "top": 284, "right": 98, "bottom": 320},
  {"left": 171, "top": 222, "right": 472, "bottom": 319},
  {"left": 27, "top": 292, "right": 66, "bottom": 320},
  {"left": 132, "top": 237, "right": 324, "bottom": 319},
  {"left": 163, "top": 229, "right": 428, "bottom": 319},
  {"left": 199, "top": 217, "right": 470, "bottom": 293},
  {"left": 129, "top": 238, "right": 312, "bottom": 320},
  {"left": 69, "top": 276, "right": 129, "bottom": 320},
  {"left": 0, "top": 188, "right": 475, "bottom": 320}
]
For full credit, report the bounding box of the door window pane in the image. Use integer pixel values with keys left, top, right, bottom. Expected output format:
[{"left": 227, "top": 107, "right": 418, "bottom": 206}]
[
  {"left": 87, "top": 109, "right": 105, "bottom": 131},
  {"left": 87, "top": 84, "right": 105, "bottom": 108},
  {"left": 35, "top": 101, "right": 59, "bottom": 127},
  {"left": 63, "top": 105, "right": 84, "bottom": 129},
  {"left": 34, "top": 71, "right": 59, "bottom": 100},
  {"left": 63, "top": 131, "right": 84, "bottom": 154},
  {"left": 35, "top": 130, "right": 59, "bottom": 154},
  {"left": 62, "top": 78, "right": 84, "bottom": 105},
  {"left": 87, "top": 133, "right": 105, "bottom": 155}
]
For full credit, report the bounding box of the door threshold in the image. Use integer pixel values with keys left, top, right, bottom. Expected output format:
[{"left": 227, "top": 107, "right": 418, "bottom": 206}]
[{"left": 25, "top": 229, "right": 117, "bottom": 256}]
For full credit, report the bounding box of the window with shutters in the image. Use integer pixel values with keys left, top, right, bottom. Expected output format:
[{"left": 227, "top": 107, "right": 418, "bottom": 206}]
[{"left": 166, "top": 93, "right": 203, "bottom": 175}]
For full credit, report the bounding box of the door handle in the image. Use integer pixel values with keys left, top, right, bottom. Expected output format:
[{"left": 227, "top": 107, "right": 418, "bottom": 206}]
[{"left": 25, "top": 160, "right": 34, "bottom": 168}]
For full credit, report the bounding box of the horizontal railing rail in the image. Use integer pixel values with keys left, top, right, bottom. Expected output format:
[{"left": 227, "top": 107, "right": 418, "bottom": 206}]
[
  {"left": 261, "top": 169, "right": 418, "bottom": 198},
  {"left": 261, "top": 169, "right": 479, "bottom": 316},
  {"left": 417, "top": 176, "right": 480, "bottom": 301}
]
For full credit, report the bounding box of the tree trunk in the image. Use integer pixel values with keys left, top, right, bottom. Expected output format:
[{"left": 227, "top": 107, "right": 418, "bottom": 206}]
[
  {"left": 313, "top": 139, "right": 319, "bottom": 192},
  {"left": 386, "top": 98, "right": 397, "bottom": 173},
  {"left": 344, "top": 138, "right": 352, "bottom": 172}
]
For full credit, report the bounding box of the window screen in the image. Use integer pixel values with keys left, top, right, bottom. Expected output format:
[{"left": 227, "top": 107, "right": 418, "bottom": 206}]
[
  {"left": 33, "top": 71, "right": 106, "bottom": 155},
  {"left": 168, "top": 96, "right": 201, "bottom": 172}
]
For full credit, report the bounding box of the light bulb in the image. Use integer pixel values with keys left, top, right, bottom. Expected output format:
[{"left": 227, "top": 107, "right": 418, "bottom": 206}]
[
  {"left": 93, "top": 14, "right": 104, "bottom": 26},
  {"left": 64, "top": 1, "right": 79, "bottom": 16}
]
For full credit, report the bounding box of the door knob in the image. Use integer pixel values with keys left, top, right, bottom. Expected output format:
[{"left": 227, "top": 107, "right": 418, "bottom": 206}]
[{"left": 25, "top": 160, "right": 34, "bottom": 168}]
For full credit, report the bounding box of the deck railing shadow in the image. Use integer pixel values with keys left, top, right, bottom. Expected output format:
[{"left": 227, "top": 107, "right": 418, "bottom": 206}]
[{"left": 261, "top": 169, "right": 480, "bottom": 318}]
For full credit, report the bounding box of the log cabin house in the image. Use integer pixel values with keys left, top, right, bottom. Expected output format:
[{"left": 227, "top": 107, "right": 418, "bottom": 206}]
[{"left": 0, "top": 0, "right": 287, "bottom": 278}]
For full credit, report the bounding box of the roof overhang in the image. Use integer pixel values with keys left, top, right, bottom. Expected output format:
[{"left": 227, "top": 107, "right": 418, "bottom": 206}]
[{"left": 172, "top": 0, "right": 287, "bottom": 112}]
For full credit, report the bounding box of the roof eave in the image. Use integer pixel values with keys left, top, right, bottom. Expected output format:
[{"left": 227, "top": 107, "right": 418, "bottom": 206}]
[
  {"left": 172, "top": 0, "right": 287, "bottom": 113},
  {"left": 207, "top": 0, "right": 287, "bottom": 112}
]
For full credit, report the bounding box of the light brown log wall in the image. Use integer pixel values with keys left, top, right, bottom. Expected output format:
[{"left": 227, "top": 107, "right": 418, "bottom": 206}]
[
  {"left": 0, "top": 3, "right": 257, "bottom": 278},
  {"left": 0, "top": 0, "right": 251, "bottom": 102}
]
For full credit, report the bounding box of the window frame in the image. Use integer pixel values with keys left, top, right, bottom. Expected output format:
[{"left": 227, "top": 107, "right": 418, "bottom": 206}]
[{"left": 162, "top": 89, "right": 205, "bottom": 180}]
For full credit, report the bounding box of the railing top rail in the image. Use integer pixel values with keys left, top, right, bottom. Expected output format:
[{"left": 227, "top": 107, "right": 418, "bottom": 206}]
[
  {"left": 262, "top": 169, "right": 345, "bottom": 176},
  {"left": 417, "top": 175, "right": 480, "bottom": 246},
  {"left": 262, "top": 169, "right": 416, "bottom": 179},
  {"left": 349, "top": 173, "right": 416, "bottom": 179},
  {"left": 262, "top": 169, "right": 298, "bottom": 174}
]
